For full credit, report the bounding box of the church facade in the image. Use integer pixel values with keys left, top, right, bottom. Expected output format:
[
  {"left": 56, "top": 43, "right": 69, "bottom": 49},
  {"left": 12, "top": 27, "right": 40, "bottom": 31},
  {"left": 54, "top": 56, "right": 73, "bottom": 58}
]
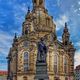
[{"left": 7, "top": 0, "right": 75, "bottom": 80}]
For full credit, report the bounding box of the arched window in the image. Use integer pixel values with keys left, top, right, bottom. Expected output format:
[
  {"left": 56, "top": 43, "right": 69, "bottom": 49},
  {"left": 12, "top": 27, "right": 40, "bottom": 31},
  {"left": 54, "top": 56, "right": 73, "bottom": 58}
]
[
  {"left": 63, "top": 56, "right": 68, "bottom": 73},
  {"left": 24, "top": 52, "right": 29, "bottom": 72},
  {"left": 54, "top": 54, "right": 58, "bottom": 74}
]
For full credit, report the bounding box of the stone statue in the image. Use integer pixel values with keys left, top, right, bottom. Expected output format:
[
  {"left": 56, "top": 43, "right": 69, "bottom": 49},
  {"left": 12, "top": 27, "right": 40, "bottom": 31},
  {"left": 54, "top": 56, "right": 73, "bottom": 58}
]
[{"left": 37, "top": 38, "right": 47, "bottom": 62}]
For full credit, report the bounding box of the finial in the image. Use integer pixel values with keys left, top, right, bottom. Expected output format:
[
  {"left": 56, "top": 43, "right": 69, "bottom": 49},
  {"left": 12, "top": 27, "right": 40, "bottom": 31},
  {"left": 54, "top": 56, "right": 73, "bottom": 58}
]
[
  {"left": 64, "top": 22, "right": 68, "bottom": 32},
  {"left": 25, "top": 6, "right": 30, "bottom": 19},
  {"left": 65, "top": 22, "right": 67, "bottom": 27},
  {"left": 14, "top": 33, "right": 17, "bottom": 39},
  {"left": 28, "top": 6, "right": 30, "bottom": 13},
  {"left": 14, "top": 33, "right": 18, "bottom": 42}
]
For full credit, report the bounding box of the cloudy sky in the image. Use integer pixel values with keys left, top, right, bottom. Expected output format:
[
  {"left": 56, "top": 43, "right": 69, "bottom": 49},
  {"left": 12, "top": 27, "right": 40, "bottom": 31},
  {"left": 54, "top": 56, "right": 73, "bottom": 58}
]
[{"left": 0, "top": 0, "right": 80, "bottom": 70}]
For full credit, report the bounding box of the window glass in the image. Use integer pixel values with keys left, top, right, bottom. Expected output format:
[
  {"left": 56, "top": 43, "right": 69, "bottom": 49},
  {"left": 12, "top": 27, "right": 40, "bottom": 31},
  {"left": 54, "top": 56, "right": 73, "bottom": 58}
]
[
  {"left": 24, "top": 52, "right": 29, "bottom": 72},
  {"left": 54, "top": 54, "right": 58, "bottom": 74},
  {"left": 64, "top": 56, "right": 68, "bottom": 73}
]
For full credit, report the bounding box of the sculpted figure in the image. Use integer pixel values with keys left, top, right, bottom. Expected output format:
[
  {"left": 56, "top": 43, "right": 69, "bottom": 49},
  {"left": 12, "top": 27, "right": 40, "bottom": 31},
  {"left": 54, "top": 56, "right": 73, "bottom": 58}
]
[{"left": 37, "top": 38, "right": 47, "bottom": 62}]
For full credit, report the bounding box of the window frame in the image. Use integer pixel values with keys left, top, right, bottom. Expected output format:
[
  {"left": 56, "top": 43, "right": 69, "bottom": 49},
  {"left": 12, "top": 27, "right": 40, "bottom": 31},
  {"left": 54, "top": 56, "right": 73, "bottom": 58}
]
[
  {"left": 54, "top": 53, "right": 58, "bottom": 74},
  {"left": 63, "top": 55, "right": 68, "bottom": 74},
  {"left": 23, "top": 52, "right": 29, "bottom": 72}
]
